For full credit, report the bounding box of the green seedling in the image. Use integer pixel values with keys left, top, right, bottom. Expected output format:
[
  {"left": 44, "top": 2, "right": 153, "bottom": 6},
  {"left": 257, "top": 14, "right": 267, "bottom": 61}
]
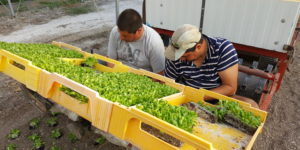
[
  {"left": 32, "top": 138, "right": 44, "bottom": 150},
  {"left": 28, "top": 133, "right": 41, "bottom": 142},
  {"left": 60, "top": 86, "right": 88, "bottom": 103},
  {"left": 46, "top": 117, "right": 58, "bottom": 127},
  {"left": 81, "top": 57, "right": 98, "bottom": 68},
  {"left": 50, "top": 129, "right": 62, "bottom": 139},
  {"left": 7, "top": 129, "right": 21, "bottom": 139},
  {"left": 137, "top": 100, "right": 197, "bottom": 132},
  {"left": 29, "top": 118, "right": 41, "bottom": 129},
  {"left": 198, "top": 100, "right": 262, "bottom": 128},
  {"left": 6, "top": 143, "right": 16, "bottom": 150},
  {"left": 50, "top": 145, "right": 60, "bottom": 150},
  {"left": 0, "top": 41, "right": 200, "bottom": 133},
  {"left": 28, "top": 133, "right": 44, "bottom": 150},
  {"left": 94, "top": 136, "right": 106, "bottom": 145},
  {"left": 68, "top": 133, "right": 78, "bottom": 143},
  {"left": 51, "top": 111, "right": 60, "bottom": 116},
  {"left": 28, "top": 133, "right": 45, "bottom": 150}
]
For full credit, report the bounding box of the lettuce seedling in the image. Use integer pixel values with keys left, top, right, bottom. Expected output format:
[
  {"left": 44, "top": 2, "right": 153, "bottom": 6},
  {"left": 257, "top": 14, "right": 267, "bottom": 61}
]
[
  {"left": 50, "top": 129, "right": 62, "bottom": 139},
  {"left": 46, "top": 117, "right": 58, "bottom": 127},
  {"left": 81, "top": 57, "right": 98, "bottom": 68},
  {"left": 29, "top": 118, "right": 41, "bottom": 129},
  {"left": 7, "top": 129, "right": 21, "bottom": 139},
  {"left": 6, "top": 144, "right": 16, "bottom": 150},
  {"left": 68, "top": 133, "right": 78, "bottom": 143},
  {"left": 94, "top": 136, "right": 106, "bottom": 145}
]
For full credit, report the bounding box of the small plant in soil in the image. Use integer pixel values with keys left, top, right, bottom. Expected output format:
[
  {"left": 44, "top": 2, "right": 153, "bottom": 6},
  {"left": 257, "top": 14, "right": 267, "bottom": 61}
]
[
  {"left": 68, "top": 133, "right": 78, "bottom": 143},
  {"left": 50, "top": 145, "right": 61, "bottom": 150},
  {"left": 32, "top": 139, "right": 45, "bottom": 150},
  {"left": 28, "top": 133, "right": 44, "bottom": 150},
  {"left": 50, "top": 129, "right": 63, "bottom": 139},
  {"left": 46, "top": 117, "right": 58, "bottom": 127},
  {"left": 6, "top": 143, "right": 16, "bottom": 150},
  {"left": 28, "top": 133, "right": 41, "bottom": 142},
  {"left": 29, "top": 118, "right": 41, "bottom": 129},
  {"left": 51, "top": 111, "right": 60, "bottom": 116},
  {"left": 94, "top": 136, "right": 106, "bottom": 145},
  {"left": 7, "top": 129, "right": 21, "bottom": 139}
]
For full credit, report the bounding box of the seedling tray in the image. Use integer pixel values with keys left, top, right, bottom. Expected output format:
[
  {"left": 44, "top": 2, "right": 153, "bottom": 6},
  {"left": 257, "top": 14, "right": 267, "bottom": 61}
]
[{"left": 0, "top": 42, "right": 267, "bottom": 150}]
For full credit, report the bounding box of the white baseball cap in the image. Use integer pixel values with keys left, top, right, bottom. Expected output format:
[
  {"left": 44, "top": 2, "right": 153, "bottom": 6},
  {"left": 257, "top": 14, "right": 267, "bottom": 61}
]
[{"left": 165, "top": 24, "right": 202, "bottom": 61}]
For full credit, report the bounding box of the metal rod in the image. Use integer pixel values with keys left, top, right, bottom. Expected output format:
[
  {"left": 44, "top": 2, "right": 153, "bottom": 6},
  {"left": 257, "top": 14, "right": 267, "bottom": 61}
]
[
  {"left": 238, "top": 65, "right": 275, "bottom": 80},
  {"left": 199, "top": 0, "right": 206, "bottom": 32},
  {"left": 7, "top": 0, "right": 15, "bottom": 17},
  {"left": 115, "top": 0, "right": 120, "bottom": 23}
]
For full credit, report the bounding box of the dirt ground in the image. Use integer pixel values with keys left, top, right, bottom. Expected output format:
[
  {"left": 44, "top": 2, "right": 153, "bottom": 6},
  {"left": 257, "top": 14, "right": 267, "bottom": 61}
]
[{"left": 0, "top": 0, "right": 299, "bottom": 150}]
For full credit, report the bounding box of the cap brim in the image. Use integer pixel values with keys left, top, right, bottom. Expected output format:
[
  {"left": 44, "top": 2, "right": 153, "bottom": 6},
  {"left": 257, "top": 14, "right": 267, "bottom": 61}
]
[
  {"left": 174, "top": 49, "right": 187, "bottom": 60},
  {"left": 165, "top": 45, "right": 187, "bottom": 61},
  {"left": 165, "top": 45, "right": 176, "bottom": 61},
  {"left": 165, "top": 42, "right": 198, "bottom": 61}
]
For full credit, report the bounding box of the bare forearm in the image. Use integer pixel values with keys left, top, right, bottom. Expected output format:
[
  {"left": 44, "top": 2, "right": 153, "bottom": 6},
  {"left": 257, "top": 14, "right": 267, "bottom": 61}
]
[
  {"left": 107, "top": 62, "right": 114, "bottom": 68},
  {"left": 205, "top": 84, "right": 236, "bottom": 100}
]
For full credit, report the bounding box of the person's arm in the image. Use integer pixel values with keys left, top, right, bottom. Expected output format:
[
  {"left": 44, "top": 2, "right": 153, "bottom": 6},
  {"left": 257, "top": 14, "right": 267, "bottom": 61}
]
[
  {"left": 148, "top": 33, "right": 165, "bottom": 74},
  {"left": 206, "top": 39, "right": 238, "bottom": 100},
  {"left": 208, "top": 64, "right": 238, "bottom": 99},
  {"left": 107, "top": 27, "right": 118, "bottom": 67}
]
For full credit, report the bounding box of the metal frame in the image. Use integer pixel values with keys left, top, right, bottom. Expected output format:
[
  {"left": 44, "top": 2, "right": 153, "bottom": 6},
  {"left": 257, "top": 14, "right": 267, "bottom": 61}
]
[
  {"left": 234, "top": 44, "right": 288, "bottom": 110},
  {"left": 115, "top": 0, "right": 120, "bottom": 22}
]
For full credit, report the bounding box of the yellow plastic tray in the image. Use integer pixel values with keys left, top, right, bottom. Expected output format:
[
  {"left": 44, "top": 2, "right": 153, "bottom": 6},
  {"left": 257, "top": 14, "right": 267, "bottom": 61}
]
[
  {"left": 36, "top": 42, "right": 184, "bottom": 131},
  {"left": 1, "top": 41, "right": 266, "bottom": 149},
  {"left": 0, "top": 49, "right": 41, "bottom": 91},
  {"left": 52, "top": 41, "right": 184, "bottom": 91},
  {"left": 109, "top": 86, "right": 267, "bottom": 150},
  {"left": 37, "top": 70, "right": 113, "bottom": 131}
]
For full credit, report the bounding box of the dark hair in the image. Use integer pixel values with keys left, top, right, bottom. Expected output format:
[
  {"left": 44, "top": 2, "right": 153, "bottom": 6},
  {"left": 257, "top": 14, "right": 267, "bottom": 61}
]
[{"left": 117, "top": 9, "right": 143, "bottom": 33}]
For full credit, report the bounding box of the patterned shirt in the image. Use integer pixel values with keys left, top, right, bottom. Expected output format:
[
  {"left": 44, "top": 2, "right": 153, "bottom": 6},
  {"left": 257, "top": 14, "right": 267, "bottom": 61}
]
[{"left": 164, "top": 35, "right": 238, "bottom": 89}]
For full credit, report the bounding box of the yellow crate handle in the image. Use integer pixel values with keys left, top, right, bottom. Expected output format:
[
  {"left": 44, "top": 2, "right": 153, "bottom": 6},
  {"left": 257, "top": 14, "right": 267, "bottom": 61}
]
[
  {"left": 45, "top": 72, "right": 99, "bottom": 99},
  {"left": 0, "top": 49, "right": 41, "bottom": 91},
  {"left": 91, "top": 54, "right": 130, "bottom": 72},
  {"left": 127, "top": 107, "right": 214, "bottom": 150},
  {"left": 0, "top": 49, "right": 32, "bottom": 67},
  {"left": 51, "top": 41, "right": 129, "bottom": 72},
  {"left": 40, "top": 71, "right": 113, "bottom": 131}
]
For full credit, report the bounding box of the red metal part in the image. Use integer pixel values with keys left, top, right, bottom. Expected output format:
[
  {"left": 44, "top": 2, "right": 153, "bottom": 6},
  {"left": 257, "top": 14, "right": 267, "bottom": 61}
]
[
  {"left": 153, "top": 27, "right": 173, "bottom": 37},
  {"left": 291, "top": 21, "right": 300, "bottom": 46},
  {"left": 258, "top": 73, "right": 280, "bottom": 111},
  {"left": 233, "top": 43, "right": 289, "bottom": 92}
]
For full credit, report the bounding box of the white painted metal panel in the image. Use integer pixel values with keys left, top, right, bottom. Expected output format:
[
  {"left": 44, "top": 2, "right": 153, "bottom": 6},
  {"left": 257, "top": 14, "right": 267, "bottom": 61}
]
[
  {"left": 203, "top": 0, "right": 300, "bottom": 52},
  {"left": 145, "top": 0, "right": 202, "bottom": 31},
  {"left": 145, "top": 0, "right": 300, "bottom": 52}
]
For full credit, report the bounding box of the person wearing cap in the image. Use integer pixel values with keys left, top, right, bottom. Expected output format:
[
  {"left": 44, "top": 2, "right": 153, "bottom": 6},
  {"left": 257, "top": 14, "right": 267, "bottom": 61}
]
[
  {"left": 107, "top": 9, "right": 165, "bottom": 74},
  {"left": 164, "top": 24, "right": 258, "bottom": 108}
]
